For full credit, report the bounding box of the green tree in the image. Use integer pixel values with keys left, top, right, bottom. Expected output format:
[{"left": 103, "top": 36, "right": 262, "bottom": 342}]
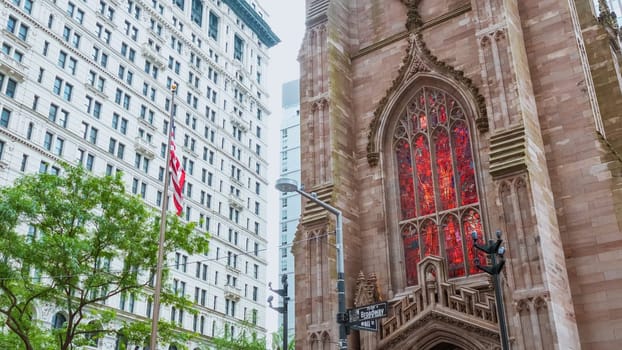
[
  {"left": 0, "top": 166, "right": 210, "bottom": 350},
  {"left": 271, "top": 327, "right": 295, "bottom": 350},
  {"left": 210, "top": 321, "right": 267, "bottom": 350}
]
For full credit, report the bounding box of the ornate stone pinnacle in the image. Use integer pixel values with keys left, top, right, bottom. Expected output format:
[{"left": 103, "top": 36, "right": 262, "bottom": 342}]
[{"left": 598, "top": 0, "right": 618, "bottom": 31}]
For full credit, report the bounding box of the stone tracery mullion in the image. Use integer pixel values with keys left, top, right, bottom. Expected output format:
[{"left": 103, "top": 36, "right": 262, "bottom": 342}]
[{"left": 511, "top": 177, "right": 533, "bottom": 289}]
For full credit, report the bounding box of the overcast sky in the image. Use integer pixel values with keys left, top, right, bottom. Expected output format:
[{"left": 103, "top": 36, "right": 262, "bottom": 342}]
[{"left": 261, "top": 0, "right": 306, "bottom": 335}]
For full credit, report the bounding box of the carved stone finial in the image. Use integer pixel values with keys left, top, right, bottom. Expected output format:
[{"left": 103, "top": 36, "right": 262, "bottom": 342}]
[
  {"left": 354, "top": 272, "right": 383, "bottom": 306},
  {"left": 598, "top": 0, "right": 619, "bottom": 32},
  {"left": 357, "top": 271, "right": 366, "bottom": 284}
]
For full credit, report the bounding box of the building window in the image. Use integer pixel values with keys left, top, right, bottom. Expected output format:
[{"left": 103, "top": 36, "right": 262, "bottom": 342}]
[
  {"left": 208, "top": 11, "right": 219, "bottom": 40},
  {"left": 43, "top": 131, "right": 53, "bottom": 151},
  {"left": 0, "top": 73, "right": 18, "bottom": 98},
  {"left": 7, "top": 16, "right": 29, "bottom": 41},
  {"left": 233, "top": 35, "right": 244, "bottom": 61},
  {"left": 392, "top": 86, "right": 485, "bottom": 286},
  {"left": 191, "top": 0, "right": 202, "bottom": 25},
  {"left": 0, "top": 108, "right": 10, "bottom": 127},
  {"left": 51, "top": 312, "right": 67, "bottom": 329},
  {"left": 54, "top": 138, "right": 64, "bottom": 156},
  {"left": 58, "top": 51, "right": 67, "bottom": 68},
  {"left": 86, "top": 154, "right": 95, "bottom": 171}
]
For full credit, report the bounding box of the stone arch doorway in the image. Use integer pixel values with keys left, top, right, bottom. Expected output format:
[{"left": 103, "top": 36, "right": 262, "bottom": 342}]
[
  {"left": 429, "top": 343, "right": 464, "bottom": 350},
  {"left": 376, "top": 307, "right": 499, "bottom": 350}
]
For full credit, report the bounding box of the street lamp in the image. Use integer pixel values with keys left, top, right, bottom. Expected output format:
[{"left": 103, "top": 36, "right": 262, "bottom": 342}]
[
  {"left": 268, "top": 274, "right": 289, "bottom": 350},
  {"left": 275, "top": 178, "right": 348, "bottom": 350},
  {"left": 471, "top": 230, "right": 510, "bottom": 350}
]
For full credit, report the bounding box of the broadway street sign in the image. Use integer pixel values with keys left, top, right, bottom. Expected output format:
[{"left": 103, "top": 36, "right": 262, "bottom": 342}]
[{"left": 347, "top": 301, "right": 388, "bottom": 324}]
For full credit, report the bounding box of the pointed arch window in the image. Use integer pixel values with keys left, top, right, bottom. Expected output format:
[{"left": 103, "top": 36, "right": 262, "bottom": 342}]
[{"left": 394, "top": 86, "right": 485, "bottom": 286}]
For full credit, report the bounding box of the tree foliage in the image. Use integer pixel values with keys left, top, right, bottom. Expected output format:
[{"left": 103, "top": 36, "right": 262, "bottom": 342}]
[
  {"left": 271, "top": 327, "right": 295, "bottom": 350},
  {"left": 0, "top": 166, "right": 210, "bottom": 350},
  {"left": 210, "top": 322, "right": 267, "bottom": 350}
]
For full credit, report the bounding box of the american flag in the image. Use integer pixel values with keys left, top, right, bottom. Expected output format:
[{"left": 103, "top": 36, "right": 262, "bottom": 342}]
[{"left": 169, "top": 116, "right": 185, "bottom": 216}]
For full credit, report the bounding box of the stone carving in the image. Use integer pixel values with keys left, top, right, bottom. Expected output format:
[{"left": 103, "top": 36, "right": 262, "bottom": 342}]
[
  {"left": 354, "top": 272, "right": 383, "bottom": 307},
  {"left": 39, "top": 302, "right": 55, "bottom": 322},
  {"left": 378, "top": 311, "right": 499, "bottom": 350},
  {"left": 489, "top": 124, "right": 527, "bottom": 178},
  {"left": 367, "top": 1, "right": 489, "bottom": 166},
  {"left": 598, "top": 0, "right": 618, "bottom": 37},
  {"left": 377, "top": 257, "right": 499, "bottom": 349}
]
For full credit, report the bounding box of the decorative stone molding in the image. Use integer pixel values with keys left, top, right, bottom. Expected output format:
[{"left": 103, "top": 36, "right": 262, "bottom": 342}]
[
  {"left": 377, "top": 257, "right": 499, "bottom": 348},
  {"left": 378, "top": 310, "right": 499, "bottom": 350},
  {"left": 307, "top": 0, "right": 329, "bottom": 27},
  {"left": 489, "top": 125, "right": 527, "bottom": 179},
  {"left": 300, "top": 184, "right": 335, "bottom": 226},
  {"left": 512, "top": 292, "right": 551, "bottom": 312},
  {"left": 367, "top": 1, "right": 488, "bottom": 166}
]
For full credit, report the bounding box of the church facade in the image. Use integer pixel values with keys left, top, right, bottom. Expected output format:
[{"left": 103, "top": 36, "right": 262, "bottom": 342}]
[{"left": 292, "top": 0, "right": 622, "bottom": 349}]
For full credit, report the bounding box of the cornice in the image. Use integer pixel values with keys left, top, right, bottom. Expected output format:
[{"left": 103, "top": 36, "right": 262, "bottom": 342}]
[{"left": 222, "top": 0, "right": 280, "bottom": 48}]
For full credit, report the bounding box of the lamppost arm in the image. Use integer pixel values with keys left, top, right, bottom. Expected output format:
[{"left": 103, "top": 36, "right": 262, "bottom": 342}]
[{"left": 276, "top": 178, "right": 347, "bottom": 349}]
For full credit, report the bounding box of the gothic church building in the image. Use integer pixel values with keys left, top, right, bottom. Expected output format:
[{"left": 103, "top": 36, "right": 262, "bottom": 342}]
[{"left": 293, "top": 0, "right": 622, "bottom": 349}]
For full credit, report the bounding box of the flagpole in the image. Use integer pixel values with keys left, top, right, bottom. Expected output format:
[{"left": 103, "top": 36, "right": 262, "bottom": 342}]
[{"left": 149, "top": 83, "right": 177, "bottom": 350}]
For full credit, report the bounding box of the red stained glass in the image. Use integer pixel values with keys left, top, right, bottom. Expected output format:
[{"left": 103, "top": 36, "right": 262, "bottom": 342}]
[
  {"left": 419, "top": 112, "right": 427, "bottom": 130},
  {"left": 427, "top": 89, "right": 437, "bottom": 108},
  {"left": 414, "top": 134, "right": 435, "bottom": 216},
  {"left": 420, "top": 220, "right": 439, "bottom": 257},
  {"left": 452, "top": 121, "right": 478, "bottom": 205},
  {"left": 396, "top": 87, "right": 483, "bottom": 284},
  {"left": 430, "top": 107, "right": 438, "bottom": 128},
  {"left": 418, "top": 92, "right": 426, "bottom": 109},
  {"left": 411, "top": 113, "right": 418, "bottom": 133},
  {"left": 434, "top": 129, "right": 457, "bottom": 210},
  {"left": 396, "top": 139, "right": 416, "bottom": 219},
  {"left": 427, "top": 89, "right": 445, "bottom": 128},
  {"left": 439, "top": 105, "right": 447, "bottom": 124},
  {"left": 443, "top": 215, "right": 465, "bottom": 278},
  {"left": 463, "top": 209, "right": 486, "bottom": 275},
  {"left": 402, "top": 225, "right": 420, "bottom": 286}
]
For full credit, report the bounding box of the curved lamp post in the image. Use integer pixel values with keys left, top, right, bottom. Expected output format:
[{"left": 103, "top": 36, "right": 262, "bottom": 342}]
[
  {"left": 472, "top": 230, "right": 510, "bottom": 350},
  {"left": 275, "top": 178, "right": 347, "bottom": 350}
]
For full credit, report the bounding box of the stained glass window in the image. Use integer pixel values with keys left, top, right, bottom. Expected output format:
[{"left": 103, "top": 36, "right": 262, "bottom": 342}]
[
  {"left": 394, "top": 86, "right": 483, "bottom": 286},
  {"left": 402, "top": 224, "right": 419, "bottom": 286}
]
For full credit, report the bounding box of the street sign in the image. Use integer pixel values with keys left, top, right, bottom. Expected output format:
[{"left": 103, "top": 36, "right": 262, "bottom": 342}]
[
  {"left": 347, "top": 301, "right": 388, "bottom": 324},
  {"left": 350, "top": 319, "right": 378, "bottom": 332}
]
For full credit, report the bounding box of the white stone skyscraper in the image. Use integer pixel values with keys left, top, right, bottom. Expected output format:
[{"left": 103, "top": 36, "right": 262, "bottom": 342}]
[{"left": 0, "top": 0, "right": 278, "bottom": 348}]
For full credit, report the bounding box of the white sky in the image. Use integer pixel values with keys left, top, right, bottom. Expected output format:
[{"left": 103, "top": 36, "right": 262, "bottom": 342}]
[{"left": 261, "top": 0, "right": 306, "bottom": 337}]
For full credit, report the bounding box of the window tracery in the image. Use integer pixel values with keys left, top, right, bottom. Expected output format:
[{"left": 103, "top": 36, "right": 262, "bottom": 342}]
[{"left": 394, "top": 86, "right": 485, "bottom": 286}]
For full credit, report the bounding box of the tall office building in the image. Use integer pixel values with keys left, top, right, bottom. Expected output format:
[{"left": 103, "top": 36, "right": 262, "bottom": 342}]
[
  {"left": 0, "top": 0, "right": 278, "bottom": 348},
  {"left": 277, "top": 79, "right": 300, "bottom": 344}
]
